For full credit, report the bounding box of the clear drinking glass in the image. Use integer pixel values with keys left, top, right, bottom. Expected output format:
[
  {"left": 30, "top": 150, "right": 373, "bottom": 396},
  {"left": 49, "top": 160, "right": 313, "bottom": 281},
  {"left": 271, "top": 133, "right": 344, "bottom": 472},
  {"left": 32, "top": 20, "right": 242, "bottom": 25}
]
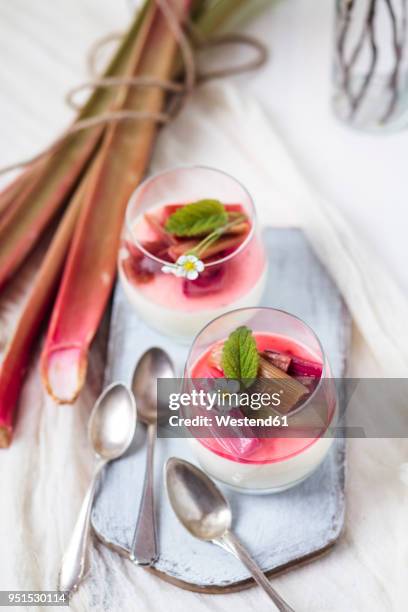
[
  {"left": 184, "top": 307, "right": 338, "bottom": 494},
  {"left": 119, "top": 167, "right": 267, "bottom": 341},
  {"left": 333, "top": 0, "right": 408, "bottom": 131}
]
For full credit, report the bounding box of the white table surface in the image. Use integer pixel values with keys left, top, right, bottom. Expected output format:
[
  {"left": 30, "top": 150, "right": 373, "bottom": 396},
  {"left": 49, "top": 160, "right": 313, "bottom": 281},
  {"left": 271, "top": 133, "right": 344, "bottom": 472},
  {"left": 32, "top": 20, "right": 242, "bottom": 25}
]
[{"left": 0, "top": 2, "right": 406, "bottom": 611}]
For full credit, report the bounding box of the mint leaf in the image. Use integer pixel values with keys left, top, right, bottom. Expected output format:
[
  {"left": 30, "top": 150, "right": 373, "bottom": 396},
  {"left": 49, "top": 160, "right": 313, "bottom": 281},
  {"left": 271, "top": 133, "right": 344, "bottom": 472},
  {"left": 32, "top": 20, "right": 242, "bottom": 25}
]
[
  {"left": 221, "top": 326, "right": 259, "bottom": 388},
  {"left": 165, "top": 199, "right": 228, "bottom": 237}
]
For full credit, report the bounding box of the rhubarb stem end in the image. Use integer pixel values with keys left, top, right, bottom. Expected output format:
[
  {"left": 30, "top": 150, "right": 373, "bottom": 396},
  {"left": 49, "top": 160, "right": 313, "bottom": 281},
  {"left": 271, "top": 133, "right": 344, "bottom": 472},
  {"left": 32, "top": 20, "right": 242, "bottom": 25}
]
[{"left": 0, "top": 426, "right": 12, "bottom": 448}]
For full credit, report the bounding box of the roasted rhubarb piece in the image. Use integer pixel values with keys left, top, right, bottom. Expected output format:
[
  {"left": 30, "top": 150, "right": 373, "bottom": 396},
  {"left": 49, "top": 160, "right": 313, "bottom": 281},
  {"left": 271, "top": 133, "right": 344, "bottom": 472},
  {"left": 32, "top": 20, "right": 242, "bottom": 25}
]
[
  {"left": 263, "top": 349, "right": 322, "bottom": 378},
  {"left": 293, "top": 375, "right": 320, "bottom": 393},
  {"left": 41, "top": 0, "right": 190, "bottom": 403},
  {"left": 127, "top": 238, "right": 172, "bottom": 261},
  {"left": 168, "top": 234, "right": 245, "bottom": 261},
  {"left": 289, "top": 355, "right": 323, "bottom": 378},
  {"left": 144, "top": 213, "right": 178, "bottom": 245},
  {"left": 225, "top": 204, "right": 245, "bottom": 213},
  {"left": 216, "top": 436, "right": 260, "bottom": 458},
  {"left": 123, "top": 239, "right": 170, "bottom": 284},
  {"left": 262, "top": 348, "right": 322, "bottom": 400},
  {"left": 161, "top": 203, "right": 183, "bottom": 223},
  {"left": 208, "top": 407, "right": 261, "bottom": 458},
  {"left": 225, "top": 221, "right": 250, "bottom": 235},
  {"left": 208, "top": 341, "right": 224, "bottom": 371},
  {"left": 262, "top": 350, "right": 292, "bottom": 372},
  {"left": 167, "top": 239, "right": 199, "bottom": 260},
  {"left": 182, "top": 265, "right": 226, "bottom": 297},
  {"left": 254, "top": 357, "right": 310, "bottom": 415},
  {"left": 122, "top": 255, "right": 155, "bottom": 285}
]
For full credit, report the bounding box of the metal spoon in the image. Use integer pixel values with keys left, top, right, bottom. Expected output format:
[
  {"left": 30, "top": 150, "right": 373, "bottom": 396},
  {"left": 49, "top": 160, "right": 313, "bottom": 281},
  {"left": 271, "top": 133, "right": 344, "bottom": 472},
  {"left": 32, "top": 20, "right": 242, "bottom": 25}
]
[
  {"left": 130, "top": 347, "right": 175, "bottom": 566},
  {"left": 59, "top": 383, "right": 136, "bottom": 594},
  {"left": 165, "top": 458, "right": 295, "bottom": 612}
]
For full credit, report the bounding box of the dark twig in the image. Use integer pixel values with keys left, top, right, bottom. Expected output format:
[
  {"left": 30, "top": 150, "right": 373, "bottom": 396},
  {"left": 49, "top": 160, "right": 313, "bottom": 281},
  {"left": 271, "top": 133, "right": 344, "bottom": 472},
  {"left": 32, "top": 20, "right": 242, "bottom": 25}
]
[
  {"left": 349, "top": 0, "right": 378, "bottom": 118},
  {"left": 336, "top": 0, "right": 356, "bottom": 108},
  {"left": 381, "top": 0, "right": 404, "bottom": 122},
  {"left": 345, "top": 1, "right": 374, "bottom": 88}
]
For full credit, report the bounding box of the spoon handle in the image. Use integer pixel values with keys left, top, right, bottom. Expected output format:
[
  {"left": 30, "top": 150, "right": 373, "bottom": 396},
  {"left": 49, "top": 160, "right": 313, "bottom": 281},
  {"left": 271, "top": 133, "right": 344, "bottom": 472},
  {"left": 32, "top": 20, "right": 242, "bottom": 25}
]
[
  {"left": 59, "top": 460, "right": 105, "bottom": 594},
  {"left": 220, "top": 531, "right": 295, "bottom": 612},
  {"left": 131, "top": 422, "right": 158, "bottom": 566}
]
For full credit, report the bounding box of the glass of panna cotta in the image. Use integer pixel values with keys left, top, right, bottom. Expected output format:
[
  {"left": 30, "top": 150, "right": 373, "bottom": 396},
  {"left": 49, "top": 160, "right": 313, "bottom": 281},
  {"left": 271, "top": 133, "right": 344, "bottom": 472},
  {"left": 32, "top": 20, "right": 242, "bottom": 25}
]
[
  {"left": 184, "top": 307, "right": 338, "bottom": 494},
  {"left": 119, "top": 166, "right": 267, "bottom": 341}
]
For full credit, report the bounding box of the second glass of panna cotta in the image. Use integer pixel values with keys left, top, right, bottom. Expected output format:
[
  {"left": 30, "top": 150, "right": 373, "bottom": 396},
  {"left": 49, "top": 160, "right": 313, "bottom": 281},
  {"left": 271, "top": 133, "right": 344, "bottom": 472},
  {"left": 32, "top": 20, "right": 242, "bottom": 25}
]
[
  {"left": 119, "top": 167, "right": 267, "bottom": 341},
  {"left": 184, "top": 307, "right": 338, "bottom": 494}
]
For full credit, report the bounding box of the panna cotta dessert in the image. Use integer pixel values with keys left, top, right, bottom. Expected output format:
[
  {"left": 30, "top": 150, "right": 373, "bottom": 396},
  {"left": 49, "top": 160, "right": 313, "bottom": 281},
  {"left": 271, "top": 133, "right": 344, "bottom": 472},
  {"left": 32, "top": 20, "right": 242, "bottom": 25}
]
[
  {"left": 119, "top": 167, "right": 267, "bottom": 340},
  {"left": 185, "top": 308, "right": 338, "bottom": 493}
]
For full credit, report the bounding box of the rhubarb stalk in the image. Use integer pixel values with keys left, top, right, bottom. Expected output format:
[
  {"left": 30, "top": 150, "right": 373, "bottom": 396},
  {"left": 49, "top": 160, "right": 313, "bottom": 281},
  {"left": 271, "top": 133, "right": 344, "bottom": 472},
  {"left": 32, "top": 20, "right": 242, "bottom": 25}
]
[
  {"left": 41, "top": 0, "right": 190, "bottom": 403},
  {"left": 0, "top": 167, "right": 36, "bottom": 219},
  {"left": 0, "top": 181, "right": 85, "bottom": 447}
]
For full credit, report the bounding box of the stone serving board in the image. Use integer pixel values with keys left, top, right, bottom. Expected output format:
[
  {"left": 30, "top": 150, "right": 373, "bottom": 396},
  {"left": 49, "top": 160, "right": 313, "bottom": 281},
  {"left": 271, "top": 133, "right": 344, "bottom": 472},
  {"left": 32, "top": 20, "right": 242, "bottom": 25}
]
[{"left": 92, "top": 228, "right": 351, "bottom": 592}]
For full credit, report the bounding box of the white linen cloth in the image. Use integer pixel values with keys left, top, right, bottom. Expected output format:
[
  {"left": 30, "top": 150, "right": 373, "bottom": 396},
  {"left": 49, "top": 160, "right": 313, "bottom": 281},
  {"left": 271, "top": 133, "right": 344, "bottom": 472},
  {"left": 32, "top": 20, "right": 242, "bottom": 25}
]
[
  {"left": 1, "top": 3, "right": 408, "bottom": 611},
  {"left": 0, "top": 81, "right": 407, "bottom": 612}
]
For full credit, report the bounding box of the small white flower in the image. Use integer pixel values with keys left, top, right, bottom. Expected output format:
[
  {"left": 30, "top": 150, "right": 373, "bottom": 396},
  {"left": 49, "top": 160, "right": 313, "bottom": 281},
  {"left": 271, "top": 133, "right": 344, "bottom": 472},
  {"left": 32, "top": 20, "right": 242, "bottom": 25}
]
[{"left": 161, "top": 254, "right": 204, "bottom": 280}]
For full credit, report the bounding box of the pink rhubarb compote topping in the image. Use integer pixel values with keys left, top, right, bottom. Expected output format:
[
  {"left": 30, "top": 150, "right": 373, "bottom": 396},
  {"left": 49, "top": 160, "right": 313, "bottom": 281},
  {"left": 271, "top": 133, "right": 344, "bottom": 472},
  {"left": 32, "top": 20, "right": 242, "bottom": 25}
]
[
  {"left": 121, "top": 202, "right": 266, "bottom": 310},
  {"left": 191, "top": 333, "right": 331, "bottom": 465}
]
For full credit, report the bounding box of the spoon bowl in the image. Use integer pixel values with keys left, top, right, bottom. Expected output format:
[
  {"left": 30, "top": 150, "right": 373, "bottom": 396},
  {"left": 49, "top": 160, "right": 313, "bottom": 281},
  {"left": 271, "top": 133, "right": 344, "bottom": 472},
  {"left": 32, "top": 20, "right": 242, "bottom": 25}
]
[
  {"left": 131, "top": 347, "right": 175, "bottom": 425},
  {"left": 166, "top": 457, "right": 231, "bottom": 541},
  {"left": 89, "top": 383, "right": 137, "bottom": 460}
]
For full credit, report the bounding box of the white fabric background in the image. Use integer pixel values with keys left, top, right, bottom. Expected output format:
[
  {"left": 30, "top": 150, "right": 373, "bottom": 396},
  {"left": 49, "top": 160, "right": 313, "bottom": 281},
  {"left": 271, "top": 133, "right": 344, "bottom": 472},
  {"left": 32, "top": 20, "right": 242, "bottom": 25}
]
[{"left": 0, "top": 2, "right": 407, "bottom": 611}]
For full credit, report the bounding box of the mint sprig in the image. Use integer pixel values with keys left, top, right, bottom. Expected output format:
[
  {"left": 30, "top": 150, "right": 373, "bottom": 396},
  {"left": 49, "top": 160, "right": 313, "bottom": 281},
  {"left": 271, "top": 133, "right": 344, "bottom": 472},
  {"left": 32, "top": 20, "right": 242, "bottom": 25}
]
[
  {"left": 221, "top": 326, "right": 259, "bottom": 388},
  {"left": 165, "top": 199, "right": 228, "bottom": 237}
]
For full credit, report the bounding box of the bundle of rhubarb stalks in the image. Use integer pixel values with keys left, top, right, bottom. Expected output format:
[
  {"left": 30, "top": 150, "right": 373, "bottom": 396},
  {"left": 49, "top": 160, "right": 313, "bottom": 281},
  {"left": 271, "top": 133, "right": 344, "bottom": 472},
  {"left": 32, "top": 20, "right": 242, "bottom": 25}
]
[{"left": 0, "top": 0, "right": 269, "bottom": 448}]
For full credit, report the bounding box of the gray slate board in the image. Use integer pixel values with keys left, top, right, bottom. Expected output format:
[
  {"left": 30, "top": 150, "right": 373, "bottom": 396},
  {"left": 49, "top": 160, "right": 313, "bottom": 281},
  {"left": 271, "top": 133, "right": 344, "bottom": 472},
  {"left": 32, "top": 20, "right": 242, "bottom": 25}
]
[{"left": 92, "top": 228, "right": 351, "bottom": 590}]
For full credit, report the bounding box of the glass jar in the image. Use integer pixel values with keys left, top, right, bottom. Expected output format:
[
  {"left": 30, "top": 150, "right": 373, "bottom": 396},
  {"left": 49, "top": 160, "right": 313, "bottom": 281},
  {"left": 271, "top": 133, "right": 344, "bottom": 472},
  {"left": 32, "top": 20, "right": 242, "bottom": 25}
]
[{"left": 333, "top": 0, "right": 408, "bottom": 131}]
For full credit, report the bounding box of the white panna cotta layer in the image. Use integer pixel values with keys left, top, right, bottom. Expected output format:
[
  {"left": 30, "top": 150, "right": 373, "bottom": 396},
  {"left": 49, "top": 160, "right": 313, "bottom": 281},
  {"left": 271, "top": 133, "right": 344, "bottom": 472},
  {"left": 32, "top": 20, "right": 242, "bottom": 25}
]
[
  {"left": 119, "top": 264, "right": 267, "bottom": 340},
  {"left": 189, "top": 433, "right": 335, "bottom": 493}
]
